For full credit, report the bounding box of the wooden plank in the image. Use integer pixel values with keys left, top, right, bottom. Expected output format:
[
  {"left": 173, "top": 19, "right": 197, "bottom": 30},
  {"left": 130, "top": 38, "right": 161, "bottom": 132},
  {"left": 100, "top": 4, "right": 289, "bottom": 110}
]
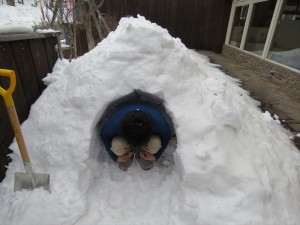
[
  {"left": 0, "top": 42, "right": 29, "bottom": 122},
  {"left": 102, "top": 0, "right": 232, "bottom": 52},
  {"left": 155, "top": 0, "right": 168, "bottom": 29},
  {"left": 190, "top": 0, "right": 203, "bottom": 48},
  {"left": 10, "top": 40, "right": 40, "bottom": 107},
  {"left": 0, "top": 42, "right": 24, "bottom": 182},
  {"left": 0, "top": 42, "right": 28, "bottom": 163},
  {"left": 213, "top": 0, "right": 233, "bottom": 53},
  {"left": 203, "top": 0, "right": 215, "bottom": 50},
  {"left": 0, "top": 96, "right": 13, "bottom": 182},
  {"left": 0, "top": 80, "right": 14, "bottom": 141},
  {"left": 173, "top": 0, "right": 186, "bottom": 44},
  {"left": 44, "top": 37, "right": 59, "bottom": 72},
  {"left": 0, "top": 35, "right": 60, "bottom": 182},
  {"left": 29, "top": 38, "right": 50, "bottom": 92},
  {"left": 163, "top": 0, "right": 177, "bottom": 38},
  {"left": 0, "top": 32, "right": 61, "bottom": 42},
  {"left": 77, "top": 29, "right": 89, "bottom": 57},
  {"left": 0, "top": 143, "right": 11, "bottom": 182},
  {"left": 182, "top": 0, "right": 195, "bottom": 48},
  {"left": 0, "top": 77, "right": 13, "bottom": 139},
  {"left": 0, "top": 91, "right": 14, "bottom": 145}
]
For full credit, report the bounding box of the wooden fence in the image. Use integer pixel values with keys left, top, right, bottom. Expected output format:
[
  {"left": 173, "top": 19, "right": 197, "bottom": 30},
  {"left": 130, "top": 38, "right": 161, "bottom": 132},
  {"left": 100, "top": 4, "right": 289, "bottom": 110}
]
[
  {"left": 101, "top": 0, "right": 232, "bottom": 53},
  {"left": 0, "top": 32, "right": 61, "bottom": 181}
]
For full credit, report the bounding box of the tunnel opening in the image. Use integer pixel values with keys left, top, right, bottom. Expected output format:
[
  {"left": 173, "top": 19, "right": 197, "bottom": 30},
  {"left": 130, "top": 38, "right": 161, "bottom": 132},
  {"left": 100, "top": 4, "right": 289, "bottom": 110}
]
[{"left": 89, "top": 89, "right": 177, "bottom": 166}]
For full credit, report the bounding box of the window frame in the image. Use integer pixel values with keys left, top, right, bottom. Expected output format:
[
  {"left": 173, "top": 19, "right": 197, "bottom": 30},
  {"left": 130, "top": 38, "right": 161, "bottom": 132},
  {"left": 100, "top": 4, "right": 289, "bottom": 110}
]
[{"left": 225, "top": 0, "right": 300, "bottom": 73}]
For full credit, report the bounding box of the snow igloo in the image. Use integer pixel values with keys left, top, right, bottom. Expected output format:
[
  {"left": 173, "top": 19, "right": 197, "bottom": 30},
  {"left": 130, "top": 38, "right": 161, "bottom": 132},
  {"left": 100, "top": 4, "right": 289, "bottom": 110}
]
[{"left": 0, "top": 16, "right": 300, "bottom": 225}]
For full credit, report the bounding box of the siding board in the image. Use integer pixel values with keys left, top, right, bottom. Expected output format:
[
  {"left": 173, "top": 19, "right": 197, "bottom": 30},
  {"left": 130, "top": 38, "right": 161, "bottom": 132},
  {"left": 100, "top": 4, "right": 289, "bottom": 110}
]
[
  {"left": 44, "top": 37, "right": 59, "bottom": 72},
  {"left": 10, "top": 40, "right": 41, "bottom": 107},
  {"left": 0, "top": 33, "right": 60, "bottom": 181},
  {"left": 29, "top": 38, "right": 50, "bottom": 92},
  {"left": 0, "top": 41, "right": 29, "bottom": 122},
  {"left": 101, "top": 0, "right": 232, "bottom": 52}
]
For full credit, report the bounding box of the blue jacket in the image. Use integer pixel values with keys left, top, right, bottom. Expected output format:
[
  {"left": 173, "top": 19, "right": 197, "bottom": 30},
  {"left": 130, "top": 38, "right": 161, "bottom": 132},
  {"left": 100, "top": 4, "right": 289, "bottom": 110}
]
[{"left": 100, "top": 103, "right": 172, "bottom": 161}]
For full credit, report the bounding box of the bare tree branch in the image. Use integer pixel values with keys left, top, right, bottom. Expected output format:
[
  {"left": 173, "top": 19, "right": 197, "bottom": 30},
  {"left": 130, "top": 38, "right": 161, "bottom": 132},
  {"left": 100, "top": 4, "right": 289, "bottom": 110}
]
[
  {"left": 92, "top": 0, "right": 110, "bottom": 32},
  {"left": 88, "top": 0, "right": 104, "bottom": 40},
  {"left": 43, "top": 0, "right": 113, "bottom": 58},
  {"left": 51, "top": 0, "right": 63, "bottom": 27}
]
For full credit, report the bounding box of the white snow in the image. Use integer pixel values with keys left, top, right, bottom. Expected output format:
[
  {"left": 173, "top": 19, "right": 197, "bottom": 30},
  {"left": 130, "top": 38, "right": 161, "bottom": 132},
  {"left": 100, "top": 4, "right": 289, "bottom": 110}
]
[
  {"left": 36, "top": 29, "right": 57, "bottom": 33},
  {"left": 1, "top": 3, "right": 300, "bottom": 225},
  {"left": 0, "top": 1, "right": 42, "bottom": 34}
]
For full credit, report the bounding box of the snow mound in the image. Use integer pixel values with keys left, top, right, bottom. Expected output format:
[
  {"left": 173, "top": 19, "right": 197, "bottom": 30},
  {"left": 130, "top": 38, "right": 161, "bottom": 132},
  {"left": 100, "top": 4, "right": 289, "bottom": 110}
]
[
  {"left": 1, "top": 16, "right": 300, "bottom": 225},
  {"left": 0, "top": 24, "right": 33, "bottom": 34},
  {"left": 0, "top": 3, "right": 41, "bottom": 34}
]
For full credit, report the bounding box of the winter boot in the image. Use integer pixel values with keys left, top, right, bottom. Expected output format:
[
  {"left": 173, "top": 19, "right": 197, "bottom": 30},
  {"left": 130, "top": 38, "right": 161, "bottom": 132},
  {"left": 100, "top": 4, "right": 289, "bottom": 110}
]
[
  {"left": 137, "top": 157, "right": 153, "bottom": 170},
  {"left": 118, "top": 158, "right": 133, "bottom": 171}
]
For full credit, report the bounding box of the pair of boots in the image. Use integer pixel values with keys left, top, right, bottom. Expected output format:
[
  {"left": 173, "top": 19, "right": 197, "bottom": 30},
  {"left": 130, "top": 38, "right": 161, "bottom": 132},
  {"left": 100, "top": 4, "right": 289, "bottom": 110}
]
[{"left": 119, "top": 154, "right": 153, "bottom": 171}]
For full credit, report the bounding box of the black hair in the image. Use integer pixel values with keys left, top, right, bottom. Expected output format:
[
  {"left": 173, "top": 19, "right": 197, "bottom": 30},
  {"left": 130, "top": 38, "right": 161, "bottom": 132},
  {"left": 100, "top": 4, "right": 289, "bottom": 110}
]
[{"left": 121, "top": 110, "right": 152, "bottom": 147}]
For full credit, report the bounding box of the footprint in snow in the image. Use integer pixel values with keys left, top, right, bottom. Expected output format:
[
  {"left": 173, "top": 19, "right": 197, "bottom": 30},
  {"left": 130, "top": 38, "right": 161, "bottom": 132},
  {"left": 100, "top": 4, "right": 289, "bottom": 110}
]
[{"left": 108, "top": 190, "right": 124, "bottom": 209}]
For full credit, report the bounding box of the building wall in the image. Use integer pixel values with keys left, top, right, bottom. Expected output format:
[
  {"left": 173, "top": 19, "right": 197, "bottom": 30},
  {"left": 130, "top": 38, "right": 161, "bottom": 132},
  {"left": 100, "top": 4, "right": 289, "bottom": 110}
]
[
  {"left": 102, "top": 0, "right": 232, "bottom": 53},
  {"left": 222, "top": 44, "right": 300, "bottom": 98}
]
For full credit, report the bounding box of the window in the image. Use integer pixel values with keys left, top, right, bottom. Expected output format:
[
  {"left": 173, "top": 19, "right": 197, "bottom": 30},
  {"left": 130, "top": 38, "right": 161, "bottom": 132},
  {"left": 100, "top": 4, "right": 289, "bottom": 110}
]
[
  {"left": 244, "top": 1, "right": 276, "bottom": 55},
  {"left": 267, "top": 0, "right": 300, "bottom": 70},
  {"left": 229, "top": 5, "right": 249, "bottom": 48},
  {"left": 226, "top": 0, "right": 300, "bottom": 72}
]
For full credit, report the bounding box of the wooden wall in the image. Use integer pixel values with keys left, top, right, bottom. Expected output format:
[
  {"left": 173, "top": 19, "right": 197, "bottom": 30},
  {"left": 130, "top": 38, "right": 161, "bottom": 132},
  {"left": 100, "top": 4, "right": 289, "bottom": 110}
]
[
  {"left": 102, "top": 0, "right": 233, "bottom": 53},
  {"left": 0, "top": 32, "right": 61, "bottom": 182}
]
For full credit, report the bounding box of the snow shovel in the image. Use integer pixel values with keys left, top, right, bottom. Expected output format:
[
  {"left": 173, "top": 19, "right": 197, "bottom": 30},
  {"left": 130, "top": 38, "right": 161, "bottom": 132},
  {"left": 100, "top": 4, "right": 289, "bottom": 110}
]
[{"left": 0, "top": 69, "right": 50, "bottom": 192}]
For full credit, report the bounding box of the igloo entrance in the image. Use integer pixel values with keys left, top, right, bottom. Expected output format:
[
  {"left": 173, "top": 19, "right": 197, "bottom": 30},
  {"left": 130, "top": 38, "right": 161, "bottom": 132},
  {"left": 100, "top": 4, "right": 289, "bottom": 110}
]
[{"left": 89, "top": 90, "right": 177, "bottom": 166}]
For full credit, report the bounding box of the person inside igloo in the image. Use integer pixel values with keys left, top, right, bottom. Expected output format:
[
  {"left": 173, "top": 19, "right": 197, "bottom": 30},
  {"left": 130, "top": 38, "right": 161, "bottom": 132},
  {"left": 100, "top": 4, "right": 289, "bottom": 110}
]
[{"left": 99, "top": 90, "right": 175, "bottom": 171}]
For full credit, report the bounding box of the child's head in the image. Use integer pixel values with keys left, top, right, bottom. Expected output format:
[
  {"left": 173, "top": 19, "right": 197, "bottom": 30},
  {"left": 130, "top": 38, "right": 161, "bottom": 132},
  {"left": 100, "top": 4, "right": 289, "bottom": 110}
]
[{"left": 121, "top": 110, "right": 152, "bottom": 147}]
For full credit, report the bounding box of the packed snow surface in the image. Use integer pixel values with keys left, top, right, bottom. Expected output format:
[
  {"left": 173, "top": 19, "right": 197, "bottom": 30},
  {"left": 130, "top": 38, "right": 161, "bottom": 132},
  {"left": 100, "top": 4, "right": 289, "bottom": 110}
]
[
  {"left": 0, "top": 1, "right": 41, "bottom": 34},
  {"left": 1, "top": 16, "right": 300, "bottom": 225}
]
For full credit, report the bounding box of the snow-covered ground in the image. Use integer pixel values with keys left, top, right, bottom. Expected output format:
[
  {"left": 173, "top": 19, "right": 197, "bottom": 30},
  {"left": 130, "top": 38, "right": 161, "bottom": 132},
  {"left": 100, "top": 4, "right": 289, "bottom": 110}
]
[
  {"left": 1, "top": 2, "right": 300, "bottom": 225},
  {"left": 0, "top": 1, "right": 42, "bottom": 34}
]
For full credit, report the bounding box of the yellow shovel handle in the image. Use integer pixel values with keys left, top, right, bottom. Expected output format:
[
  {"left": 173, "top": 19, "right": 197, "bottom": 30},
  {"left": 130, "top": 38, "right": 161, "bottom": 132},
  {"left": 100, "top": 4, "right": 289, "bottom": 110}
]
[
  {"left": 0, "top": 69, "right": 30, "bottom": 164},
  {"left": 0, "top": 69, "right": 16, "bottom": 107}
]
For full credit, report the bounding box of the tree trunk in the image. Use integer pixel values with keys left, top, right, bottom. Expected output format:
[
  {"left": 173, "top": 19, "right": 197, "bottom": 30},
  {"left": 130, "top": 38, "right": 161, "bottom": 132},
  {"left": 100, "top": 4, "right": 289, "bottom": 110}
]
[
  {"left": 88, "top": 0, "right": 104, "bottom": 40},
  {"left": 39, "top": 0, "right": 45, "bottom": 20},
  {"left": 93, "top": 0, "right": 110, "bottom": 33},
  {"left": 72, "top": 0, "right": 77, "bottom": 59},
  {"left": 6, "top": 0, "right": 15, "bottom": 6},
  {"left": 51, "top": 0, "right": 63, "bottom": 27},
  {"left": 86, "top": 20, "right": 96, "bottom": 50}
]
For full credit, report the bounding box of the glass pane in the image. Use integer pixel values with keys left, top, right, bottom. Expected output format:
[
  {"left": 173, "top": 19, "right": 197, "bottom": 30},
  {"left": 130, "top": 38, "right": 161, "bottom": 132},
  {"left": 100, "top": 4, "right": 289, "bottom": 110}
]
[
  {"left": 229, "top": 5, "right": 249, "bottom": 48},
  {"left": 244, "top": 0, "right": 276, "bottom": 55},
  {"left": 268, "top": 0, "right": 300, "bottom": 70}
]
